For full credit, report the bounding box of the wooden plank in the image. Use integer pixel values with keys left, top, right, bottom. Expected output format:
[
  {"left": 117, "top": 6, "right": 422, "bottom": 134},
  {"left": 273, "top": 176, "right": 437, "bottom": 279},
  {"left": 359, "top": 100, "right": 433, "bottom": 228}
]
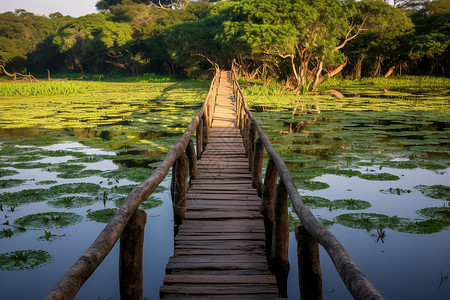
[
  {"left": 160, "top": 285, "right": 278, "bottom": 295},
  {"left": 174, "top": 233, "right": 265, "bottom": 241},
  {"left": 164, "top": 274, "right": 277, "bottom": 285}
]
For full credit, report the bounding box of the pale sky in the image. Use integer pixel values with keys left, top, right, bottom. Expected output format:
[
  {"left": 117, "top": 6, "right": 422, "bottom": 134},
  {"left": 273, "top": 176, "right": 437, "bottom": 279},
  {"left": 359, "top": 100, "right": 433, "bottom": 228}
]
[{"left": 0, "top": 0, "right": 99, "bottom": 17}]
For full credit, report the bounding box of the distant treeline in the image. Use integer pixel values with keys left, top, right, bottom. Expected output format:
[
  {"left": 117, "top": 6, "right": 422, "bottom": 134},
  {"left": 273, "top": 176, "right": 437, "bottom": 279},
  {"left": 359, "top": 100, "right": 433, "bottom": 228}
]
[{"left": 0, "top": 0, "right": 448, "bottom": 90}]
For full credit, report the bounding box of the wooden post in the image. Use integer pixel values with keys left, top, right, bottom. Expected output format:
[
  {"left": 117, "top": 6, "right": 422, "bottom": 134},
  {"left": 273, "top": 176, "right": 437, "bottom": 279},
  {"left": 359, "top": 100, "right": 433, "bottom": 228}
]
[
  {"left": 261, "top": 159, "right": 278, "bottom": 262},
  {"left": 119, "top": 209, "right": 146, "bottom": 300},
  {"left": 244, "top": 116, "right": 250, "bottom": 158},
  {"left": 171, "top": 154, "right": 188, "bottom": 230},
  {"left": 185, "top": 139, "right": 198, "bottom": 183},
  {"left": 196, "top": 119, "right": 203, "bottom": 160},
  {"left": 248, "top": 122, "right": 256, "bottom": 172},
  {"left": 271, "top": 180, "right": 290, "bottom": 298},
  {"left": 252, "top": 138, "right": 264, "bottom": 197},
  {"left": 202, "top": 114, "right": 208, "bottom": 152},
  {"left": 296, "top": 225, "right": 323, "bottom": 300}
]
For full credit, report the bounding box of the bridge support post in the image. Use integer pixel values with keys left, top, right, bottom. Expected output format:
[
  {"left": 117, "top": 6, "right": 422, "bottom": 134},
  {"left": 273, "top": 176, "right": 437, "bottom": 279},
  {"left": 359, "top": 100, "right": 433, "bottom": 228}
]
[
  {"left": 296, "top": 225, "right": 323, "bottom": 300},
  {"left": 271, "top": 180, "right": 290, "bottom": 298},
  {"left": 171, "top": 154, "right": 188, "bottom": 230},
  {"left": 248, "top": 122, "right": 256, "bottom": 172},
  {"left": 252, "top": 137, "right": 264, "bottom": 197},
  {"left": 186, "top": 139, "right": 198, "bottom": 183},
  {"left": 119, "top": 209, "right": 146, "bottom": 300},
  {"left": 202, "top": 114, "right": 209, "bottom": 152},
  {"left": 261, "top": 159, "right": 278, "bottom": 263},
  {"left": 196, "top": 119, "right": 203, "bottom": 160}
]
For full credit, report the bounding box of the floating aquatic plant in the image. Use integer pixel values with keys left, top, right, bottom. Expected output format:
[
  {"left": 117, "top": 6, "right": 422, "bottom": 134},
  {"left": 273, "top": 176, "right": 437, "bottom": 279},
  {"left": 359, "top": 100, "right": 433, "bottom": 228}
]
[
  {"left": 47, "top": 196, "right": 98, "bottom": 209},
  {"left": 0, "top": 226, "right": 25, "bottom": 239},
  {"left": 358, "top": 173, "right": 400, "bottom": 181},
  {"left": 0, "top": 188, "right": 49, "bottom": 206},
  {"left": 37, "top": 230, "right": 65, "bottom": 242},
  {"left": 379, "top": 187, "right": 412, "bottom": 195},
  {"left": 86, "top": 208, "right": 117, "bottom": 223},
  {"left": 36, "top": 180, "right": 58, "bottom": 185},
  {"left": 298, "top": 196, "right": 331, "bottom": 209},
  {"left": 416, "top": 207, "right": 450, "bottom": 222},
  {"left": 414, "top": 185, "right": 450, "bottom": 201},
  {"left": 57, "top": 169, "right": 103, "bottom": 179},
  {"left": 335, "top": 213, "right": 409, "bottom": 231},
  {"left": 0, "top": 169, "right": 19, "bottom": 178},
  {"left": 296, "top": 181, "right": 330, "bottom": 191},
  {"left": 49, "top": 183, "right": 102, "bottom": 195},
  {"left": 0, "top": 250, "right": 53, "bottom": 271},
  {"left": 0, "top": 179, "right": 26, "bottom": 188},
  {"left": 114, "top": 195, "right": 163, "bottom": 210},
  {"left": 323, "top": 168, "right": 362, "bottom": 177},
  {"left": 101, "top": 168, "right": 152, "bottom": 182},
  {"left": 331, "top": 199, "right": 372, "bottom": 210},
  {"left": 14, "top": 212, "right": 83, "bottom": 229}
]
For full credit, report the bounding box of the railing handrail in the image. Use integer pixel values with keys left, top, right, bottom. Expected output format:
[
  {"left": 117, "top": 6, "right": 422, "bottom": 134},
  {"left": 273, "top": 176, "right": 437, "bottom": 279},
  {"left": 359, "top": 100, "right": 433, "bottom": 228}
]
[
  {"left": 231, "top": 60, "right": 384, "bottom": 300},
  {"left": 45, "top": 64, "right": 221, "bottom": 300}
]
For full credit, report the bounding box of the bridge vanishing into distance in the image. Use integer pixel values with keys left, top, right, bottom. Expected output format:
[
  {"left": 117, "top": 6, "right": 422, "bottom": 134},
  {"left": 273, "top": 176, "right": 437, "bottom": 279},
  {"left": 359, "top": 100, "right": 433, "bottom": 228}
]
[{"left": 45, "top": 64, "right": 385, "bottom": 300}]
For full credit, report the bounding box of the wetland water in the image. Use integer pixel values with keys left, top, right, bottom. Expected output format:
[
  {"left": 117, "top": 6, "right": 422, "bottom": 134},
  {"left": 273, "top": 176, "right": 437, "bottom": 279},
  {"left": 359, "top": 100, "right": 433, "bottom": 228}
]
[{"left": 0, "top": 79, "right": 449, "bottom": 299}]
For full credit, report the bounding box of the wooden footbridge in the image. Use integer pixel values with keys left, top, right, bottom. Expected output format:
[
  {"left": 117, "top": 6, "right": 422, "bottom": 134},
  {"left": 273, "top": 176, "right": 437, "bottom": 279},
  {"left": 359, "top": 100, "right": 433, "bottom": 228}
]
[{"left": 45, "top": 64, "right": 385, "bottom": 300}]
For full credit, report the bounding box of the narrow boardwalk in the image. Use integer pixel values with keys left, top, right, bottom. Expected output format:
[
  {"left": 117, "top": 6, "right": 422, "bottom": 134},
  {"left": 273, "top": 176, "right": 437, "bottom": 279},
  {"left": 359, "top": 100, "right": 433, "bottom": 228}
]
[{"left": 160, "top": 71, "right": 282, "bottom": 299}]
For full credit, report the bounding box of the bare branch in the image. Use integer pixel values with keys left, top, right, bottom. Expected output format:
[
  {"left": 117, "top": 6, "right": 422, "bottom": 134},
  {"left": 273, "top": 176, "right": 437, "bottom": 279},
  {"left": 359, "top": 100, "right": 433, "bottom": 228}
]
[{"left": 335, "top": 17, "right": 368, "bottom": 50}]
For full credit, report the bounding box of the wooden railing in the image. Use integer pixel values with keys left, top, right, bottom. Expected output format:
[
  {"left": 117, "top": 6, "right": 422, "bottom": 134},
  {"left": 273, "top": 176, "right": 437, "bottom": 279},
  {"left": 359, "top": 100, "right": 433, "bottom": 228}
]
[
  {"left": 231, "top": 60, "right": 385, "bottom": 300},
  {"left": 44, "top": 64, "right": 220, "bottom": 300}
]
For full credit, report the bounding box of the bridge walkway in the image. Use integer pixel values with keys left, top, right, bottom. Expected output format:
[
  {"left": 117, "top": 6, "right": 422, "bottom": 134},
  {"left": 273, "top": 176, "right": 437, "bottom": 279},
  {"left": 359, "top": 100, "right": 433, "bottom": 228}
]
[{"left": 160, "top": 71, "right": 283, "bottom": 299}]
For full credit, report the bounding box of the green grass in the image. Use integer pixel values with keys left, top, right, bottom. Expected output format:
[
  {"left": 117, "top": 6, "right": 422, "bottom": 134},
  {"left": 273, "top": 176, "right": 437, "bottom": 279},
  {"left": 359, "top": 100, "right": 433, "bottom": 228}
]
[{"left": 0, "top": 81, "right": 99, "bottom": 96}]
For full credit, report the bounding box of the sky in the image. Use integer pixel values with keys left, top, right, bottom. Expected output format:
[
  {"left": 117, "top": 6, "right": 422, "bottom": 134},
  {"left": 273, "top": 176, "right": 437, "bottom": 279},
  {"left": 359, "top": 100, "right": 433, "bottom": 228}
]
[{"left": 0, "top": 0, "right": 99, "bottom": 17}]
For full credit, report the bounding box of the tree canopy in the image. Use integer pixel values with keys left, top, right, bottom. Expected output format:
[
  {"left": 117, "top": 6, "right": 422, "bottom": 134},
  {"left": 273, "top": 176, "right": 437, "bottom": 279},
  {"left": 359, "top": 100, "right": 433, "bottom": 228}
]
[{"left": 0, "top": 0, "right": 447, "bottom": 86}]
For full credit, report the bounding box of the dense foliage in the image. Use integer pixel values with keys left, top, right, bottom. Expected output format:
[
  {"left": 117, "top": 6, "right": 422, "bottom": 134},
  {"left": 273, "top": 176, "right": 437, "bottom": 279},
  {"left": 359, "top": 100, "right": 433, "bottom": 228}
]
[{"left": 0, "top": 0, "right": 448, "bottom": 87}]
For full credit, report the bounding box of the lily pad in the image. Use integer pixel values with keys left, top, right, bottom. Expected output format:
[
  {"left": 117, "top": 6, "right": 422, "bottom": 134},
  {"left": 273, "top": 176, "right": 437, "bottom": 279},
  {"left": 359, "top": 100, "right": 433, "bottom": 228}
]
[
  {"left": 0, "top": 188, "right": 50, "bottom": 206},
  {"left": 36, "top": 180, "right": 58, "bottom": 185},
  {"left": 296, "top": 181, "right": 330, "bottom": 191},
  {"left": 101, "top": 167, "right": 152, "bottom": 182},
  {"left": 49, "top": 183, "right": 102, "bottom": 195},
  {"left": 323, "top": 168, "right": 361, "bottom": 177},
  {"left": 0, "top": 169, "right": 19, "bottom": 178},
  {"left": 0, "top": 250, "right": 53, "bottom": 270},
  {"left": 403, "top": 219, "right": 450, "bottom": 234},
  {"left": 299, "top": 196, "right": 331, "bottom": 209},
  {"left": 358, "top": 173, "right": 400, "bottom": 181},
  {"left": 47, "top": 196, "right": 98, "bottom": 209},
  {"left": 14, "top": 212, "right": 83, "bottom": 229},
  {"left": 416, "top": 207, "right": 450, "bottom": 221},
  {"left": 335, "top": 213, "right": 409, "bottom": 231},
  {"left": 114, "top": 195, "right": 163, "bottom": 210},
  {"left": 414, "top": 185, "right": 450, "bottom": 201},
  {"left": 0, "top": 179, "right": 26, "bottom": 188},
  {"left": 331, "top": 199, "right": 372, "bottom": 210},
  {"left": 86, "top": 208, "right": 117, "bottom": 223},
  {"left": 56, "top": 169, "right": 103, "bottom": 179}
]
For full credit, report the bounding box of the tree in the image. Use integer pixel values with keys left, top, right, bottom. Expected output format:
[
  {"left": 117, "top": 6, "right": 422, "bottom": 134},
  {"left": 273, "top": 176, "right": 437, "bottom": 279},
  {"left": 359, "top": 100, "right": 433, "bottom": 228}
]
[
  {"left": 51, "top": 13, "right": 134, "bottom": 73},
  {"left": 407, "top": 0, "right": 449, "bottom": 74},
  {"left": 216, "top": 0, "right": 367, "bottom": 91},
  {"left": 343, "top": 0, "right": 414, "bottom": 78}
]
